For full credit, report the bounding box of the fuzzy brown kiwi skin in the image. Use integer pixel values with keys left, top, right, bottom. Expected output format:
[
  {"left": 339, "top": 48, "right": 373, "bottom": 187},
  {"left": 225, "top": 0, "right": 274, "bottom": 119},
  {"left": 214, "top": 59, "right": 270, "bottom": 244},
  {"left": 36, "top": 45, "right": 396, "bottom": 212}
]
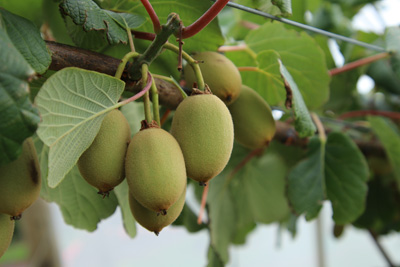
[
  {"left": 0, "top": 138, "right": 41, "bottom": 218},
  {"left": 125, "top": 127, "right": 187, "bottom": 214},
  {"left": 170, "top": 92, "right": 234, "bottom": 184},
  {"left": 228, "top": 85, "right": 276, "bottom": 150},
  {"left": 128, "top": 188, "right": 186, "bottom": 235},
  {"left": 183, "top": 51, "right": 242, "bottom": 105},
  {"left": 0, "top": 213, "right": 14, "bottom": 259},
  {"left": 77, "top": 109, "right": 131, "bottom": 196}
]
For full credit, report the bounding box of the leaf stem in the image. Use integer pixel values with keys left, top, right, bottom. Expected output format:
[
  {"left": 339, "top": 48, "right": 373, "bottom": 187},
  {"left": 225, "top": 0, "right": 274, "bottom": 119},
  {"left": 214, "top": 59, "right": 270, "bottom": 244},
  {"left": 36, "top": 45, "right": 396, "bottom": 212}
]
[
  {"left": 311, "top": 113, "right": 326, "bottom": 143},
  {"left": 329, "top": 52, "right": 391, "bottom": 76},
  {"left": 151, "top": 78, "right": 160, "bottom": 125},
  {"left": 140, "top": 0, "right": 161, "bottom": 33},
  {"left": 197, "top": 183, "right": 210, "bottom": 224},
  {"left": 163, "top": 43, "right": 205, "bottom": 90},
  {"left": 114, "top": 51, "right": 140, "bottom": 79},
  {"left": 182, "top": 0, "right": 229, "bottom": 39},
  {"left": 141, "top": 64, "right": 153, "bottom": 123},
  {"left": 117, "top": 72, "right": 153, "bottom": 107},
  {"left": 237, "top": 66, "right": 259, "bottom": 72},
  {"left": 124, "top": 19, "right": 136, "bottom": 52}
]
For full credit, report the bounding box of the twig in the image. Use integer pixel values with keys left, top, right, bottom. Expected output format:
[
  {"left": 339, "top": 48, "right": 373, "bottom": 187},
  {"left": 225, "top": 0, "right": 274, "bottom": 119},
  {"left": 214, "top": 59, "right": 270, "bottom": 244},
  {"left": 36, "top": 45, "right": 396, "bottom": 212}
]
[
  {"left": 329, "top": 52, "right": 391, "bottom": 76},
  {"left": 182, "top": 0, "right": 229, "bottom": 38},
  {"left": 140, "top": 0, "right": 161, "bottom": 33},
  {"left": 368, "top": 229, "right": 396, "bottom": 267}
]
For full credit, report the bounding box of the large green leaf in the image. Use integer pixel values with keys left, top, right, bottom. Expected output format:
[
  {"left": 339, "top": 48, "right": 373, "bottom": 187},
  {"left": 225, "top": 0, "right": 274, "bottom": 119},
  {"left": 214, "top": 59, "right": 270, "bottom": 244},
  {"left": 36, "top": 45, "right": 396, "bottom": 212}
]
[
  {"left": 114, "top": 180, "right": 136, "bottom": 238},
  {"left": 36, "top": 67, "right": 125, "bottom": 188},
  {"left": 0, "top": 8, "right": 51, "bottom": 74},
  {"left": 36, "top": 137, "right": 119, "bottom": 231},
  {"left": 0, "top": 26, "right": 39, "bottom": 166},
  {"left": 288, "top": 137, "right": 325, "bottom": 220},
  {"left": 368, "top": 116, "right": 400, "bottom": 190},
  {"left": 245, "top": 23, "right": 330, "bottom": 109},
  {"left": 60, "top": 0, "right": 145, "bottom": 48},
  {"left": 279, "top": 59, "right": 316, "bottom": 137},
  {"left": 325, "top": 132, "right": 369, "bottom": 224}
]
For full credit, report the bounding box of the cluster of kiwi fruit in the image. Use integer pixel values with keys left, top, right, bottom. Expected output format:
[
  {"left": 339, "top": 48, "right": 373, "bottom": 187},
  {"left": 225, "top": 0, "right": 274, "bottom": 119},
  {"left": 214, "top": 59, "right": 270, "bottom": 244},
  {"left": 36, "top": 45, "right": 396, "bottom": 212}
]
[
  {"left": 0, "top": 137, "right": 41, "bottom": 258},
  {"left": 75, "top": 51, "right": 277, "bottom": 235}
]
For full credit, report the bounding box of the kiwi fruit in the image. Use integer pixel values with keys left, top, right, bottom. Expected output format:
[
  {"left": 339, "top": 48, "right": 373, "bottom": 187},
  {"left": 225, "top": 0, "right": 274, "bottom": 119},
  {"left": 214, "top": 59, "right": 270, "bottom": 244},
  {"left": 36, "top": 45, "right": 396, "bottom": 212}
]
[
  {"left": 77, "top": 109, "right": 131, "bottom": 195},
  {"left": 129, "top": 188, "right": 186, "bottom": 235},
  {"left": 0, "top": 137, "right": 41, "bottom": 218},
  {"left": 170, "top": 93, "right": 234, "bottom": 184},
  {"left": 125, "top": 127, "right": 187, "bottom": 214},
  {"left": 184, "top": 52, "right": 242, "bottom": 105},
  {"left": 228, "top": 85, "right": 276, "bottom": 149},
  {"left": 0, "top": 213, "right": 15, "bottom": 258}
]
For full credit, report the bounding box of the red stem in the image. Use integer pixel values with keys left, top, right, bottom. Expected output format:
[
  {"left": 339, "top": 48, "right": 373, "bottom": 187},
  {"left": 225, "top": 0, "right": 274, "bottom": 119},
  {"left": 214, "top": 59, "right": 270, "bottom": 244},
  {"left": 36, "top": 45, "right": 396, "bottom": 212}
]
[
  {"left": 227, "top": 147, "right": 265, "bottom": 181},
  {"left": 181, "top": 0, "right": 229, "bottom": 39},
  {"left": 160, "top": 109, "right": 171, "bottom": 126},
  {"left": 339, "top": 110, "right": 400, "bottom": 121},
  {"left": 329, "top": 52, "right": 390, "bottom": 76},
  {"left": 120, "top": 72, "right": 153, "bottom": 105},
  {"left": 132, "top": 30, "right": 156, "bottom": 41},
  {"left": 197, "top": 183, "right": 209, "bottom": 225},
  {"left": 140, "top": 0, "right": 161, "bottom": 33}
]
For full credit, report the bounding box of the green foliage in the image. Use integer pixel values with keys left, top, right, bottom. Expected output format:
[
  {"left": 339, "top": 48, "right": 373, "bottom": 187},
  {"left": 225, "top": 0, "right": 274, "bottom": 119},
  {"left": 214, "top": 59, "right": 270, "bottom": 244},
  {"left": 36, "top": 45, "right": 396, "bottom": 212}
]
[{"left": 1, "top": 0, "right": 400, "bottom": 265}]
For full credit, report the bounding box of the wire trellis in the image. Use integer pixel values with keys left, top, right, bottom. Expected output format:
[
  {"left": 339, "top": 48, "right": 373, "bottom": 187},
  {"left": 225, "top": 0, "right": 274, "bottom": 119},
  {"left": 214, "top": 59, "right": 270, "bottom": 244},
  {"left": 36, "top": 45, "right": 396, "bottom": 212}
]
[{"left": 212, "top": 0, "right": 387, "bottom": 53}]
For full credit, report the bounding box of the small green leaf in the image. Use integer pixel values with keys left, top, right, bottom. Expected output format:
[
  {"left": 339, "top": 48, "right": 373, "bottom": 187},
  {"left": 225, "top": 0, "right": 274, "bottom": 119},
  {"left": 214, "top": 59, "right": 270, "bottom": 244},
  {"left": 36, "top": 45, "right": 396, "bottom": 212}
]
[
  {"left": 279, "top": 59, "right": 316, "bottom": 137},
  {"left": 0, "top": 26, "right": 39, "bottom": 165},
  {"left": 114, "top": 180, "right": 136, "bottom": 238},
  {"left": 36, "top": 67, "right": 125, "bottom": 188},
  {"left": 288, "top": 137, "right": 325, "bottom": 220},
  {"left": 245, "top": 23, "right": 330, "bottom": 109},
  {"left": 36, "top": 138, "right": 118, "bottom": 231},
  {"left": 368, "top": 116, "right": 400, "bottom": 189},
  {"left": 0, "top": 8, "right": 51, "bottom": 74},
  {"left": 208, "top": 174, "right": 236, "bottom": 264},
  {"left": 173, "top": 203, "right": 206, "bottom": 233},
  {"left": 325, "top": 132, "right": 369, "bottom": 224},
  {"left": 60, "top": 0, "right": 139, "bottom": 46}
]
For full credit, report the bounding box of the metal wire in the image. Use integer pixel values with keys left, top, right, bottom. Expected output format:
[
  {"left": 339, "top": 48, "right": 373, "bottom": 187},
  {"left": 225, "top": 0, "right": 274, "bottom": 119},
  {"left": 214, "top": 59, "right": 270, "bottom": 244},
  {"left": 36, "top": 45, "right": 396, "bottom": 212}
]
[{"left": 213, "top": 0, "right": 387, "bottom": 53}]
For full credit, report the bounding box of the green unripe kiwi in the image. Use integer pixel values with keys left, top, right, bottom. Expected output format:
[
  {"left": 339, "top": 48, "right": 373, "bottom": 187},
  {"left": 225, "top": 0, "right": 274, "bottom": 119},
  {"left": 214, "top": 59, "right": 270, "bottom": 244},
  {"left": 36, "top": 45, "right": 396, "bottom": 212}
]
[
  {"left": 184, "top": 52, "right": 242, "bottom": 105},
  {"left": 0, "top": 213, "right": 15, "bottom": 258},
  {"left": 125, "top": 127, "right": 187, "bottom": 214},
  {"left": 129, "top": 188, "right": 186, "bottom": 235},
  {"left": 0, "top": 138, "right": 41, "bottom": 218},
  {"left": 228, "top": 85, "right": 276, "bottom": 149},
  {"left": 171, "top": 93, "right": 234, "bottom": 184},
  {"left": 78, "top": 109, "right": 131, "bottom": 195}
]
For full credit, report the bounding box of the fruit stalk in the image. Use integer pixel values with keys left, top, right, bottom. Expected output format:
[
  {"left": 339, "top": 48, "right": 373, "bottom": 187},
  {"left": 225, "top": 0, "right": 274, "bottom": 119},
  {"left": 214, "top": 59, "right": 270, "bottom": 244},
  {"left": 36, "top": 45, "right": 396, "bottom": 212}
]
[
  {"left": 141, "top": 64, "right": 153, "bottom": 123},
  {"left": 151, "top": 78, "right": 161, "bottom": 126},
  {"left": 163, "top": 43, "right": 205, "bottom": 90},
  {"left": 114, "top": 51, "right": 139, "bottom": 79}
]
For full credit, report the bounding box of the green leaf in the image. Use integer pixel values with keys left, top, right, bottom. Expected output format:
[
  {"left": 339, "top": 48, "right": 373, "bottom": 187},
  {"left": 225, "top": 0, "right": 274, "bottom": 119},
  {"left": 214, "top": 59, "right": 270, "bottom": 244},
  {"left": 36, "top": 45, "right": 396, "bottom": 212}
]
[
  {"left": 36, "top": 137, "right": 118, "bottom": 231},
  {"left": 325, "top": 132, "right": 369, "bottom": 224},
  {"left": 60, "top": 0, "right": 144, "bottom": 47},
  {"left": 173, "top": 203, "right": 206, "bottom": 233},
  {"left": 279, "top": 59, "right": 316, "bottom": 137},
  {"left": 368, "top": 116, "right": 400, "bottom": 189},
  {"left": 0, "top": 26, "right": 39, "bottom": 166},
  {"left": 207, "top": 245, "right": 225, "bottom": 267},
  {"left": 245, "top": 23, "right": 330, "bottom": 109},
  {"left": 288, "top": 137, "right": 325, "bottom": 220},
  {"left": 385, "top": 27, "right": 400, "bottom": 85},
  {"left": 208, "top": 174, "right": 236, "bottom": 264},
  {"left": 0, "top": 8, "right": 51, "bottom": 74},
  {"left": 36, "top": 67, "right": 125, "bottom": 188},
  {"left": 114, "top": 180, "right": 136, "bottom": 238}
]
